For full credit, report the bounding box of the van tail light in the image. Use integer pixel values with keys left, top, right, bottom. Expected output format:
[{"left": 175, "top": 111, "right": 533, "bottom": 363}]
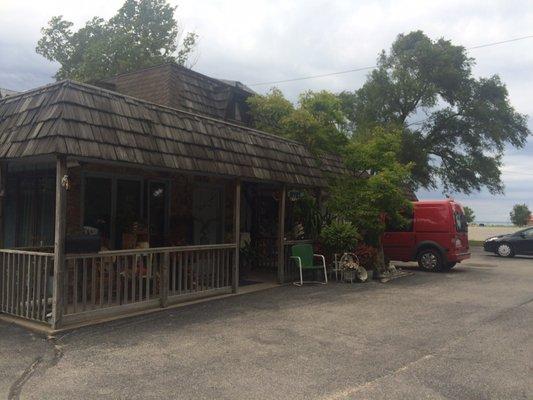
[{"left": 453, "top": 237, "right": 462, "bottom": 249}]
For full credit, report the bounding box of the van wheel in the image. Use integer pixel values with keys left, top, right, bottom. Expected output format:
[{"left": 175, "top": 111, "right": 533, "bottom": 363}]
[
  {"left": 417, "top": 248, "right": 443, "bottom": 271},
  {"left": 497, "top": 243, "right": 514, "bottom": 258}
]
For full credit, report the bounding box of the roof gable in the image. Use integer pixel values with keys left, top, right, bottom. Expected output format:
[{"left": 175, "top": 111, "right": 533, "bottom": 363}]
[{"left": 98, "top": 63, "right": 254, "bottom": 124}]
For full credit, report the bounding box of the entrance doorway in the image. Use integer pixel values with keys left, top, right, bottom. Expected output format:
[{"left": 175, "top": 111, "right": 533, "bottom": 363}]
[
  {"left": 192, "top": 184, "right": 224, "bottom": 245},
  {"left": 239, "top": 183, "right": 280, "bottom": 285},
  {"left": 147, "top": 181, "right": 169, "bottom": 247}
]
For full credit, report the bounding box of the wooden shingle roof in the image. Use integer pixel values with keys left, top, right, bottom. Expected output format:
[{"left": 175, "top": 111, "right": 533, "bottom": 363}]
[
  {"left": 0, "top": 88, "right": 19, "bottom": 99},
  {"left": 0, "top": 80, "right": 344, "bottom": 187}
]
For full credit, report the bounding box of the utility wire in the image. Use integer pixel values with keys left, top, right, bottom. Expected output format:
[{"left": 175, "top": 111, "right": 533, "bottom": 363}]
[
  {"left": 249, "top": 34, "right": 533, "bottom": 86},
  {"left": 468, "top": 34, "right": 533, "bottom": 49},
  {"left": 249, "top": 65, "right": 376, "bottom": 86}
]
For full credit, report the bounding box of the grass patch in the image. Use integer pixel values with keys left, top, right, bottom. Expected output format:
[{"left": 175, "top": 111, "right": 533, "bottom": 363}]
[{"left": 469, "top": 240, "right": 484, "bottom": 247}]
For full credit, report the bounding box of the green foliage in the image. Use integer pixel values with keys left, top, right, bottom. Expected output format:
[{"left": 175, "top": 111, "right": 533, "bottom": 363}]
[
  {"left": 327, "top": 127, "right": 413, "bottom": 270},
  {"left": 239, "top": 240, "right": 260, "bottom": 275},
  {"left": 246, "top": 88, "right": 294, "bottom": 136},
  {"left": 340, "top": 30, "right": 530, "bottom": 195},
  {"left": 36, "top": 0, "right": 197, "bottom": 82},
  {"left": 463, "top": 206, "right": 475, "bottom": 224},
  {"left": 510, "top": 204, "right": 531, "bottom": 226},
  {"left": 353, "top": 244, "right": 378, "bottom": 270},
  {"left": 320, "top": 220, "right": 361, "bottom": 256},
  {"left": 289, "top": 191, "right": 325, "bottom": 240},
  {"left": 247, "top": 88, "right": 349, "bottom": 154}
]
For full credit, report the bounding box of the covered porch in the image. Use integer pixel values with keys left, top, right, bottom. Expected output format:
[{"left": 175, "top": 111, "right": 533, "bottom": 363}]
[
  {"left": 0, "top": 80, "right": 340, "bottom": 330},
  {"left": 0, "top": 156, "right": 320, "bottom": 329}
]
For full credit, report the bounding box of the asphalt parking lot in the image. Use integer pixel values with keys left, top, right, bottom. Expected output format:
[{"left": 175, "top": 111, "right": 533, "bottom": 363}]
[{"left": 1, "top": 247, "right": 532, "bottom": 399}]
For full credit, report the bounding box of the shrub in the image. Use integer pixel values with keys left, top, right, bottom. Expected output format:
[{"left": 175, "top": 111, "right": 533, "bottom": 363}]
[
  {"left": 353, "top": 244, "right": 378, "bottom": 270},
  {"left": 320, "top": 220, "right": 361, "bottom": 259}
]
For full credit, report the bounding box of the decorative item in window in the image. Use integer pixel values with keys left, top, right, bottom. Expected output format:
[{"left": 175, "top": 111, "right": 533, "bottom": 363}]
[
  {"left": 61, "top": 174, "right": 70, "bottom": 190},
  {"left": 288, "top": 189, "right": 304, "bottom": 202}
]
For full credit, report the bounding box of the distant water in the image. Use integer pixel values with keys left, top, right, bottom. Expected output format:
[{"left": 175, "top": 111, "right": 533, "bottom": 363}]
[{"left": 476, "top": 221, "right": 513, "bottom": 226}]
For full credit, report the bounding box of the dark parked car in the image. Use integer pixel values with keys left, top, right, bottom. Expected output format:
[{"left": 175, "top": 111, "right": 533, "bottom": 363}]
[{"left": 483, "top": 227, "right": 533, "bottom": 257}]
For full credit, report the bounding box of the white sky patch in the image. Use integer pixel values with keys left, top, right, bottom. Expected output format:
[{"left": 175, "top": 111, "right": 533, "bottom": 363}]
[{"left": 0, "top": 0, "right": 532, "bottom": 220}]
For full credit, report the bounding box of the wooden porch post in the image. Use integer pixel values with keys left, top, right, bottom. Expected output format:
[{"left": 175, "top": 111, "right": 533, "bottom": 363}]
[
  {"left": 0, "top": 162, "right": 6, "bottom": 248},
  {"left": 232, "top": 180, "right": 241, "bottom": 293},
  {"left": 51, "top": 156, "right": 67, "bottom": 329},
  {"left": 160, "top": 252, "right": 170, "bottom": 308},
  {"left": 277, "top": 185, "right": 286, "bottom": 284}
]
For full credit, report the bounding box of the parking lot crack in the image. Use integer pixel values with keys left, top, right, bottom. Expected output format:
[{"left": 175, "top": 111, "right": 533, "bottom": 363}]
[
  {"left": 321, "top": 354, "right": 435, "bottom": 400},
  {"left": 7, "top": 357, "right": 43, "bottom": 400},
  {"left": 7, "top": 337, "right": 63, "bottom": 400}
]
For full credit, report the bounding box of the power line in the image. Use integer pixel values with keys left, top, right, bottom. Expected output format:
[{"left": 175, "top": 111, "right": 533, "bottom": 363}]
[
  {"left": 249, "top": 34, "right": 533, "bottom": 87},
  {"left": 468, "top": 34, "right": 533, "bottom": 49},
  {"left": 249, "top": 65, "right": 375, "bottom": 86}
]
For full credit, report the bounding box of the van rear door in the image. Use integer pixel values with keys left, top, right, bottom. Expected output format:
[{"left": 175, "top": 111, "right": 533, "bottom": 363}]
[
  {"left": 452, "top": 204, "right": 469, "bottom": 253},
  {"left": 383, "top": 211, "right": 416, "bottom": 262}
]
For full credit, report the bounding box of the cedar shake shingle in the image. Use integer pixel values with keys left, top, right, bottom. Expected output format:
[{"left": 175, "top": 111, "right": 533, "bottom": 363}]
[{"left": 0, "top": 80, "right": 345, "bottom": 187}]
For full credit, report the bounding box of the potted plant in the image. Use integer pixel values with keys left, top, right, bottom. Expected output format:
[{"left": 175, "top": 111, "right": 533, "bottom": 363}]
[
  {"left": 320, "top": 220, "right": 361, "bottom": 280},
  {"left": 320, "top": 220, "right": 360, "bottom": 257}
]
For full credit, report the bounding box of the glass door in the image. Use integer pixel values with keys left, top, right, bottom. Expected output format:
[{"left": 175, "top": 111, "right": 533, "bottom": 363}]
[
  {"left": 192, "top": 185, "right": 223, "bottom": 245},
  {"left": 115, "top": 179, "right": 142, "bottom": 249},
  {"left": 84, "top": 176, "right": 112, "bottom": 248},
  {"left": 83, "top": 175, "right": 142, "bottom": 249},
  {"left": 147, "top": 181, "right": 169, "bottom": 247}
]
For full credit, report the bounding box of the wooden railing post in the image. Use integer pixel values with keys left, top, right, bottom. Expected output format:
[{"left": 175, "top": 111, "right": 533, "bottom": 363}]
[
  {"left": 0, "top": 162, "right": 6, "bottom": 249},
  {"left": 52, "top": 156, "right": 67, "bottom": 330},
  {"left": 160, "top": 251, "right": 170, "bottom": 307},
  {"left": 232, "top": 180, "right": 241, "bottom": 293},
  {"left": 277, "top": 185, "right": 286, "bottom": 284},
  {"left": 0, "top": 163, "right": 5, "bottom": 313}
]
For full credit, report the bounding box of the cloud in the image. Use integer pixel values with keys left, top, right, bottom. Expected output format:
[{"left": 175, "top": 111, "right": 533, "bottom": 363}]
[{"left": 0, "top": 0, "right": 531, "bottom": 221}]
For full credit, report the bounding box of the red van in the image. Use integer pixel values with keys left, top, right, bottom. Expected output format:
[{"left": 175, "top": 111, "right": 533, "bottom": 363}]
[{"left": 383, "top": 200, "right": 470, "bottom": 271}]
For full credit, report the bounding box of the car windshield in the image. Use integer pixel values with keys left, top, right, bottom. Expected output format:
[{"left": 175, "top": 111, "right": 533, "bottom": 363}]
[{"left": 454, "top": 211, "right": 468, "bottom": 233}]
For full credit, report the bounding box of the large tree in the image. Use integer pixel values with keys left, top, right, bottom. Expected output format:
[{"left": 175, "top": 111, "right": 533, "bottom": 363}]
[
  {"left": 247, "top": 88, "right": 349, "bottom": 154},
  {"left": 327, "top": 127, "right": 413, "bottom": 273},
  {"left": 340, "top": 31, "right": 530, "bottom": 195},
  {"left": 36, "top": 0, "right": 197, "bottom": 82},
  {"left": 463, "top": 206, "right": 475, "bottom": 224}
]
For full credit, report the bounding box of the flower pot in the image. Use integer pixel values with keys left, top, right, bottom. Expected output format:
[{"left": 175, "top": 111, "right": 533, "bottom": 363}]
[
  {"left": 343, "top": 269, "right": 356, "bottom": 283},
  {"left": 339, "top": 252, "right": 368, "bottom": 283}
]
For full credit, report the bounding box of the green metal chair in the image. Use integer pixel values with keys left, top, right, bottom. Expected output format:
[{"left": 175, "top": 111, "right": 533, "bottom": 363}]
[{"left": 290, "top": 244, "right": 328, "bottom": 286}]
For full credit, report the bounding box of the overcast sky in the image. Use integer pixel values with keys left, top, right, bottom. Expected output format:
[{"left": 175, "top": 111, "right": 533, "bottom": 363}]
[{"left": 1, "top": 0, "right": 532, "bottom": 222}]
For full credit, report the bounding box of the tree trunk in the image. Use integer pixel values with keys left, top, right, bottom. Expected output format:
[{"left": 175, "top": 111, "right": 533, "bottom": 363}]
[{"left": 375, "top": 236, "right": 389, "bottom": 275}]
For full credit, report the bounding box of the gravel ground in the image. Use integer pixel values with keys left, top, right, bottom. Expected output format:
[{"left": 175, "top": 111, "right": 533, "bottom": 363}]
[{"left": 1, "top": 247, "right": 532, "bottom": 399}]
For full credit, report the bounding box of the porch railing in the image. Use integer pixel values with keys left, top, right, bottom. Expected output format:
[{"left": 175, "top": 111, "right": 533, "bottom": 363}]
[
  {"left": 62, "top": 244, "right": 235, "bottom": 324},
  {"left": 0, "top": 244, "right": 236, "bottom": 327},
  {"left": 254, "top": 237, "right": 278, "bottom": 271},
  {"left": 0, "top": 249, "right": 54, "bottom": 323}
]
